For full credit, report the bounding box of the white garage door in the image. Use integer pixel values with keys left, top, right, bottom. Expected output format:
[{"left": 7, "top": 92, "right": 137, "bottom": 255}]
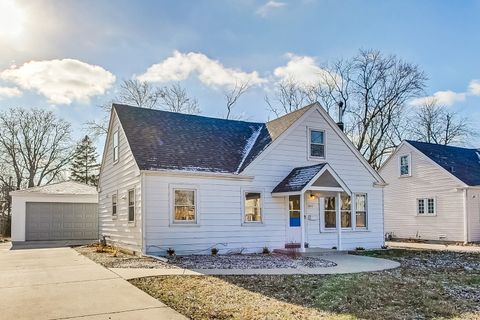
[{"left": 25, "top": 202, "right": 98, "bottom": 241}]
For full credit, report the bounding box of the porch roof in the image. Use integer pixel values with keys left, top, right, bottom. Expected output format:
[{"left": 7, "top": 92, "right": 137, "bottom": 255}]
[{"left": 272, "top": 164, "right": 327, "bottom": 193}]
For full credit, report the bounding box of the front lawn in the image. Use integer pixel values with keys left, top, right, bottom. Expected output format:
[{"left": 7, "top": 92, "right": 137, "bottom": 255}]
[{"left": 130, "top": 249, "right": 480, "bottom": 320}]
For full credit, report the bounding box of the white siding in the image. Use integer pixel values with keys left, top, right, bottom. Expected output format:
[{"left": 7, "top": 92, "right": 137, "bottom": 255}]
[
  {"left": 380, "top": 143, "right": 466, "bottom": 241},
  {"left": 466, "top": 189, "right": 480, "bottom": 242},
  {"left": 98, "top": 112, "right": 142, "bottom": 252},
  {"left": 144, "top": 107, "right": 383, "bottom": 255}
]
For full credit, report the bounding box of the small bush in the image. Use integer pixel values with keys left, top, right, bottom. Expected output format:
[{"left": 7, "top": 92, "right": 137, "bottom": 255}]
[
  {"left": 332, "top": 246, "right": 337, "bottom": 250},
  {"left": 381, "top": 245, "right": 388, "bottom": 250},
  {"left": 166, "top": 248, "right": 175, "bottom": 257},
  {"left": 211, "top": 247, "right": 219, "bottom": 256},
  {"left": 262, "top": 246, "right": 270, "bottom": 254},
  {"left": 355, "top": 247, "right": 365, "bottom": 251}
]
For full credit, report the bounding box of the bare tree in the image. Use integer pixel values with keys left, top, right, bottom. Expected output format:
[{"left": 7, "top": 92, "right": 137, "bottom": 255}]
[
  {"left": 86, "top": 80, "right": 200, "bottom": 137},
  {"left": 158, "top": 83, "right": 200, "bottom": 114},
  {"left": 412, "top": 100, "right": 472, "bottom": 145},
  {"left": 316, "top": 49, "right": 427, "bottom": 168},
  {"left": 224, "top": 80, "right": 251, "bottom": 119},
  {"left": 265, "top": 78, "right": 317, "bottom": 117},
  {"left": 0, "top": 108, "right": 73, "bottom": 189}
]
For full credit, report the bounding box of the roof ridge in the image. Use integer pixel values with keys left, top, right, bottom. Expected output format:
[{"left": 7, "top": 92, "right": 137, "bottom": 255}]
[
  {"left": 113, "top": 103, "right": 264, "bottom": 125},
  {"left": 406, "top": 140, "right": 479, "bottom": 151}
]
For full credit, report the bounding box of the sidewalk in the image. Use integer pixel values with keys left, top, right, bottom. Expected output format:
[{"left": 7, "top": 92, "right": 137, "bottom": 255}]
[
  {"left": 387, "top": 241, "right": 480, "bottom": 253},
  {"left": 110, "top": 254, "right": 400, "bottom": 280}
]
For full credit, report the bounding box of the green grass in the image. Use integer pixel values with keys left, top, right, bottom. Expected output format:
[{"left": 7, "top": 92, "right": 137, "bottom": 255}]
[{"left": 130, "top": 249, "right": 480, "bottom": 320}]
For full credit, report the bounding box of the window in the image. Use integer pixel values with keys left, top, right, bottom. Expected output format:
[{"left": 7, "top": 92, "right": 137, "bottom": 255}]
[
  {"left": 355, "top": 194, "right": 367, "bottom": 228},
  {"left": 324, "top": 196, "right": 336, "bottom": 228},
  {"left": 128, "top": 189, "right": 135, "bottom": 222},
  {"left": 310, "top": 129, "right": 325, "bottom": 158},
  {"left": 289, "top": 195, "right": 301, "bottom": 227},
  {"left": 113, "top": 130, "right": 119, "bottom": 162},
  {"left": 417, "top": 198, "right": 435, "bottom": 215},
  {"left": 174, "top": 189, "right": 196, "bottom": 222},
  {"left": 112, "top": 192, "right": 117, "bottom": 216},
  {"left": 399, "top": 154, "right": 410, "bottom": 176},
  {"left": 244, "top": 192, "right": 262, "bottom": 222},
  {"left": 341, "top": 194, "right": 352, "bottom": 228}
]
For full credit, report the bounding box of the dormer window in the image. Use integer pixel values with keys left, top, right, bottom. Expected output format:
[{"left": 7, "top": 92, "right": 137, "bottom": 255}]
[
  {"left": 309, "top": 129, "right": 325, "bottom": 158},
  {"left": 113, "top": 130, "right": 119, "bottom": 162},
  {"left": 399, "top": 154, "right": 410, "bottom": 177}
]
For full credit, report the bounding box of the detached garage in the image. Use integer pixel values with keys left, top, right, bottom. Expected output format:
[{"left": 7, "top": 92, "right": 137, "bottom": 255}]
[{"left": 11, "top": 181, "right": 98, "bottom": 242}]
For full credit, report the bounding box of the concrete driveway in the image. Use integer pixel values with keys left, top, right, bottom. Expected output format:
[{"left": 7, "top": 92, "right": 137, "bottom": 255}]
[{"left": 0, "top": 242, "right": 187, "bottom": 320}]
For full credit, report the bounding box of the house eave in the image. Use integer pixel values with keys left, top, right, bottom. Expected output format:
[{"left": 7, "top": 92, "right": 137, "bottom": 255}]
[{"left": 140, "top": 169, "right": 255, "bottom": 181}]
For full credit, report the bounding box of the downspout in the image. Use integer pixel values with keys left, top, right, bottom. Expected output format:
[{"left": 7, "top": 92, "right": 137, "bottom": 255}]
[
  {"left": 141, "top": 172, "right": 147, "bottom": 254},
  {"left": 463, "top": 188, "right": 469, "bottom": 244}
]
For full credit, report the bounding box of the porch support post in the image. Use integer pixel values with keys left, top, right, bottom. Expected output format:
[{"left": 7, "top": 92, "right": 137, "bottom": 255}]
[
  {"left": 336, "top": 192, "right": 342, "bottom": 251},
  {"left": 300, "top": 192, "right": 306, "bottom": 253}
]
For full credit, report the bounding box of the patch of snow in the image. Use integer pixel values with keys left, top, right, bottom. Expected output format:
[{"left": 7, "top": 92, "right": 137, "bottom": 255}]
[
  {"left": 236, "top": 125, "right": 263, "bottom": 173},
  {"left": 285, "top": 165, "right": 323, "bottom": 189}
]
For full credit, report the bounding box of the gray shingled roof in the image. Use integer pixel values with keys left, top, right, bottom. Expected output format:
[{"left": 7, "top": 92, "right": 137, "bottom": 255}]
[
  {"left": 406, "top": 140, "right": 480, "bottom": 186},
  {"left": 113, "top": 103, "right": 315, "bottom": 174},
  {"left": 272, "top": 164, "right": 327, "bottom": 193}
]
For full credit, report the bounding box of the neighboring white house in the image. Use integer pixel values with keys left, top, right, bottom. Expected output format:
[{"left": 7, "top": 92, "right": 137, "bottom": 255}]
[
  {"left": 380, "top": 140, "right": 480, "bottom": 243},
  {"left": 11, "top": 181, "right": 98, "bottom": 242},
  {"left": 98, "top": 102, "right": 386, "bottom": 255}
]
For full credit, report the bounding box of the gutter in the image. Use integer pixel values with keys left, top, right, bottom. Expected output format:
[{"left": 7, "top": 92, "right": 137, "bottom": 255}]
[{"left": 141, "top": 169, "right": 254, "bottom": 181}]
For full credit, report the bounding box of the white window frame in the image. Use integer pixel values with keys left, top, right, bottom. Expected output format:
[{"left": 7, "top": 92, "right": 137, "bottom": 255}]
[
  {"left": 308, "top": 128, "right": 326, "bottom": 160},
  {"left": 242, "top": 190, "right": 264, "bottom": 225},
  {"left": 171, "top": 186, "right": 199, "bottom": 225},
  {"left": 323, "top": 196, "right": 337, "bottom": 229},
  {"left": 113, "top": 129, "right": 119, "bottom": 164},
  {"left": 112, "top": 191, "right": 118, "bottom": 218},
  {"left": 128, "top": 189, "right": 135, "bottom": 223},
  {"left": 399, "top": 154, "right": 411, "bottom": 177},
  {"left": 355, "top": 193, "right": 368, "bottom": 229},
  {"left": 417, "top": 197, "right": 436, "bottom": 216},
  {"left": 340, "top": 194, "right": 353, "bottom": 229}
]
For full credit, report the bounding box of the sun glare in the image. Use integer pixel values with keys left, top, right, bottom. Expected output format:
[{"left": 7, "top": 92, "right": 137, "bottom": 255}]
[{"left": 0, "top": 0, "right": 25, "bottom": 39}]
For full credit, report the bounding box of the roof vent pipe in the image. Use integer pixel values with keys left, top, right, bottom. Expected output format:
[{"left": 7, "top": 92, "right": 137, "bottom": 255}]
[{"left": 337, "top": 101, "right": 345, "bottom": 131}]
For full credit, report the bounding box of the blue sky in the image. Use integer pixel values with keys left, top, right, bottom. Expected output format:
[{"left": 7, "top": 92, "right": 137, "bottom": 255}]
[{"left": 1, "top": 0, "right": 480, "bottom": 149}]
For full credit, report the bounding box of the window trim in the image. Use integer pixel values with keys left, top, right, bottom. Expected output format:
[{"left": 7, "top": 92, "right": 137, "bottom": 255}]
[
  {"left": 113, "top": 129, "right": 119, "bottom": 164},
  {"left": 308, "top": 127, "right": 326, "bottom": 160},
  {"left": 355, "top": 193, "right": 368, "bottom": 229},
  {"left": 416, "top": 197, "right": 436, "bottom": 216},
  {"left": 323, "top": 196, "right": 337, "bottom": 230},
  {"left": 399, "top": 154, "right": 411, "bottom": 177},
  {"left": 242, "top": 190, "right": 264, "bottom": 225},
  {"left": 112, "top": 191, "right": 118, "bottom": 218},
  {"left": 128, "top": 188, "right": 135, "bottom": 223},
  {"left": 171, "top": 187, "right": 199, "bottom": 225},
  {"left": 340, "top": 194, "right": 353, "bottom": 229}
]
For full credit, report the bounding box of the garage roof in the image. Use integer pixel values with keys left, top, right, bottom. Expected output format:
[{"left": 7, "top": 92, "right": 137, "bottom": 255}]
[{"left": 10, "top": 181, "right": 97, "bottom": 195}]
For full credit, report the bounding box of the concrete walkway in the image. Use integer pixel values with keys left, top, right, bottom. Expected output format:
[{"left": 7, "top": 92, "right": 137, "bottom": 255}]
[
  {"left": 0, "top": 242, "right": 187, "bottom": 320},
  {"left": 110, "top": 254, "right": 400, "bottom": 280},
  {"left": 387, "top": 241, "right": 480, "bottom": 253}
]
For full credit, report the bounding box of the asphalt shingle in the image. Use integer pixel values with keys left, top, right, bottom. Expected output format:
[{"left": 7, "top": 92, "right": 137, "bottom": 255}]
[
  {"left": 272, "top": 164, "right": 327, "bottom": 193},
  {"left": 406, "top": 140, "right": 480, "bottom": 186}
]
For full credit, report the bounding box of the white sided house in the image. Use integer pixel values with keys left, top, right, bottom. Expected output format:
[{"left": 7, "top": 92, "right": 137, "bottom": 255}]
[
  {"left": 380, "top": 140, "right": 480, "bottom": 243},
  {"left": 98, "top": 103, "right": 385, "bottom": 255}
]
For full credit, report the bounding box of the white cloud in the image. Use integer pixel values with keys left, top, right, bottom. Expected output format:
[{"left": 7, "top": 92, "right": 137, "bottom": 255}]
[
  {"left": 410, "top": 90, "right": 466, "bottom": 107},
  {"left": 1, "top": 59, "right": 115, "bottom": 104},
  {"left": 0, "top": 86, "right": 21, "bottom": 99},
  {"left": 468, "top": 79, "right": 480, "bottom": 95},
  {"left": 137, "top": 51, "right": 266, "bottom": 89},
  {"left": 273, "top": 53, "right": 334, "bottom": 86},
  {"left": 255, "top": 1, "right": 286, "bottom": 17}
]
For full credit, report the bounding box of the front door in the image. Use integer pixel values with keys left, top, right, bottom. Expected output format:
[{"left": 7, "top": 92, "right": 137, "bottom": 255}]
[{"left": 286, "top": 195, "right": 301, "bottom": 244}]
